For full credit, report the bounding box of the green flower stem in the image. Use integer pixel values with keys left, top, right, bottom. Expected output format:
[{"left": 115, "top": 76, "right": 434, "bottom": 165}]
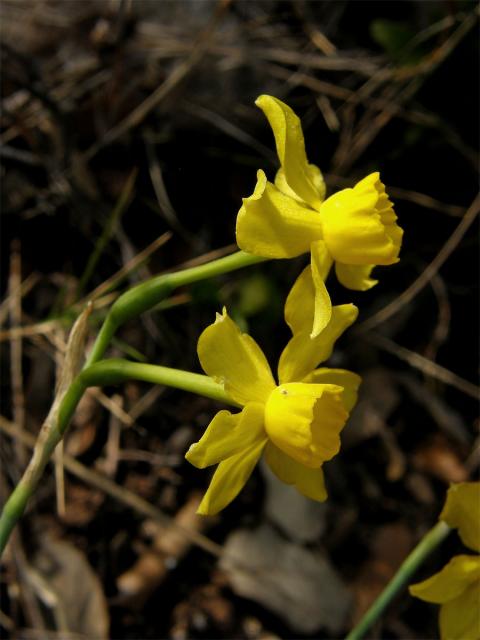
[
  {"left": 345, "top": 521, "right": 451, "bottom": 640},
  {"left": 63, "top": 359, "right": 240, "bottom": 425},
  {"left": 1, "top": 250, "right": 262, "bottom": 554},
  {"left": 0, "top": 359, "right": 238, "bottom": 553},
  {"left": 85, "top": 250, "right": 266, "bottom": 367}
]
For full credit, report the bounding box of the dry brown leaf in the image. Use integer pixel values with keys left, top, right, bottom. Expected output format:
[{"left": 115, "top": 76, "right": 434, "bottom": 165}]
[
  {"left": 262, "top": 461, "right": 327, "bottom": 543},
  {"left": 220, "top": 523, "right": 352, "bottom": 635},
  {"left": 31, "top": 533, "right": 109, "bottom": 639}
]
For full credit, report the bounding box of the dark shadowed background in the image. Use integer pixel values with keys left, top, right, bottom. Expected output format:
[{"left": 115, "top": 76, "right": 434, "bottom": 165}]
[{"left": 1, "top": 1, "right": 478, "bottom": 638}]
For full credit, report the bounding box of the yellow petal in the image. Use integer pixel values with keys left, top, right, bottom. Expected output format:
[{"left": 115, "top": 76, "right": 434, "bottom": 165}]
[
  {"left": 440, "top": 482, "right": 480, "bottom": 552},
  {"left": 186, "top": 402, "right": 265, "bottom": 468},
  {"left": 256, "top": 95, "right": 324, "bottom": 209},
  {"left": 197, "top": 438, "right": 267, "bottom": 515},
  {"left": 335, "top": 262, "right": 378, "bottom": 291},
  {"left": 236, "top": 170, "right": 323, "bottom": 259},
  {"left": 302, "top": 368, "right": 361, "bottom": 412},
  {"left": 284, "top": 248, "right": 335, "bottom": 341},
  {"left": 439, "top": 580, "right": 480, "bottom": 640},
  {"left": 197, "top": 308, "right": 275, "bottom": 405},
  {"left": 284, "top": 266, "right": 315, "bottom": 335},
  {"left": 278, "top": 304, "right": 358, "bottom": 384},
  {"left": 310, "top": 240, "right": 333, "bottom": 337},
  {"left": 264, "top": 442, "right": 327, "bottom": 501},
  {"left": 274, "top": 166, "right": 326, "bottom": 205},
  {"left": 264, "top": 382, "right": 348, "bottom": 467},
  {"left": 320, "top": 172, "right": 402, "bottom": 266},
  {"left": 409, "top": 555, "right": 480, "bottom": 604}
]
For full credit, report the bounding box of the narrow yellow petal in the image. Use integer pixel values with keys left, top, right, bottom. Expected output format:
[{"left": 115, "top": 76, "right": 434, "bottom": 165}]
[
  {"left": 278, "top": 304, "right": 358, "bottom": 384},
  {"left": 440, "top": 482, "right": 480, "bottom": 552},
  {"left": 264, "top": 382, "right": 348, "bottom": 467},
  {"left": 439, "top": 581, "right": 480, "bottom": 640},
  {"left": 409, "top": 555, "right": 480, "bottom": 604},
  {"left": 302, "top": 368, "right": 361, "bottom": 413},
  {"left": 197, "top": 438, "right": 267, "bottom": 515},
  {"left": 256, "top": 95, "right": 324, "bottom": 209},
  {"left": 284, "top": 246, "right": 334, "bottom": 342},
  {"left": 335, "top": 262, "right": 378, "bottom": 291},
  {"left": 320, "top": 172, "right": 402, "bottom": 266},
  {"left": 236, "top": 170, "right": 323, "bottom": 259},
  {"left": 310, "top": 240, "right": 333, "bottom": 337},
  {"left": 284, "top": 266, "right": 315, "bottom": 335},
  {"left": 197, "top": 308, "right": 275, "bottom": 405},
  {"left": 185, "top": 403, "right": 265, "bottom": 468},
  {"left": 274, "top": 165, "right": 326, "bottom": 205},
  {"left": 264, "top": 442, "right": 327, "bottom": 501}
]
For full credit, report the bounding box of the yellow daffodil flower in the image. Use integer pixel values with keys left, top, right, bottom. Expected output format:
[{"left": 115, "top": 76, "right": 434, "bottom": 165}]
[
  {"left": 236, "top": 95, "right": 403, "bottom": 335},
  {"left": 186, "top": 306, "right": 360, "bottom": 515},
  {"left": 410, "top": 482, "right": 480, "bottom": 640}
]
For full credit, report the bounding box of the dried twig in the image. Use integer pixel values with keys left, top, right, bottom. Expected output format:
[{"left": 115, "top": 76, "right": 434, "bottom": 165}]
[
  {"left": 0, "top": 272, "right": 40, "bottom": 328},
  {"left": 0, "top": 305, "right": 93, "bottom": 551},
  {"left": 145, "top": 137, "right": 194, "bottom": 244},
  {"left": 53, "top": 326, "right": 67, "bottom": 519},
  {"left": 127, "top": 386, "right": 163, "bottom": 422},
  {"left": 366, "top": 333, "right": 480, "bottom": 400},
  {"left": 10, "top": 538, "right": 49, "bottom": 635},
  {"left": 0, "top": 608, "right": 14, "bottom": 633},
  {"left": 0, "top": 320, "right": 62, "bottom": 342},
  {"left": 384, "top": 187, "right": 464, "bottom": 218},
  {"left": 76, "top": 169, "right": 138, "bottom": 298},
  {"left": 213, "top": 44, "right": 382, "bottom": 75},
  {"left": 117, "top": 493, "right": 211, "bottom": 606},
  {"left": 182, "top": 100, "right": 276, "bottom": 163},
  {"left": 8, "top": 240, "right": 26, "bottom": 466},
  {"left": 424, "top": 273, "right": 451, "bottom": 364},
  {"left": 89, "top": 387, "right": 134, "bottom": 428},
  {"left": 334, "top": 11, "right": 478, "bottom": 171},
  {"left": 79, "top": 232, "right": 172, "bottom": 306},
  {"left": 0, "top": 416, "right": 224, "bottom": 559},
  {"left": 83, "top": 0, "right": 232, "bottom": 161},
  {"left": 101, "top": 394, "right": 123, "bottom": 477}
]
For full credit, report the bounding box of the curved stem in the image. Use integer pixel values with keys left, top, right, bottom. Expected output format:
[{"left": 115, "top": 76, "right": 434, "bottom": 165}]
[
  {"left": 0, "top": 250, "right": 264, "bottom": 554},
  {"left": 0, "top": 359, "right": 238, "bottom": 553},
  {"left": 85, "top": 250, "right": 265, "bottom": 367},
  {"left": 81, "top": 360, "right": 239, "bottom": 408},
  {"left": 58, "top": 359, "right": 239, "bottom": 429},
  {"left": 345, "top": 521, "right": 451, "bottom": 640}
]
